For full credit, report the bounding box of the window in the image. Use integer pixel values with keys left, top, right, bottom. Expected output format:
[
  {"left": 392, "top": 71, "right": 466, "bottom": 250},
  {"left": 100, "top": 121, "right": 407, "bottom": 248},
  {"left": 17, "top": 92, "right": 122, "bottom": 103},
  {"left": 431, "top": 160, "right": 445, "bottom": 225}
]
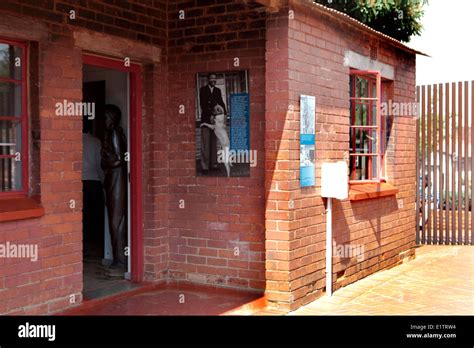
[
  {"left": 0, "top": 38, "right": 27, "bottom": 194},
  {"left": 349, "top": 70, "right": 384, "bottom": 182}
]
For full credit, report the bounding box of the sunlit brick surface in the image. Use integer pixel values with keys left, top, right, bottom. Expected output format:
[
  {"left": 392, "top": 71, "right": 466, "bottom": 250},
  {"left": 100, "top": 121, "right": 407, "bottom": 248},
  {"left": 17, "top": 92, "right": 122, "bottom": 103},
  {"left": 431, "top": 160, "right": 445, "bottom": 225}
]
[{"left": 288, "top": 246, "right": 474, "bottom": 315}]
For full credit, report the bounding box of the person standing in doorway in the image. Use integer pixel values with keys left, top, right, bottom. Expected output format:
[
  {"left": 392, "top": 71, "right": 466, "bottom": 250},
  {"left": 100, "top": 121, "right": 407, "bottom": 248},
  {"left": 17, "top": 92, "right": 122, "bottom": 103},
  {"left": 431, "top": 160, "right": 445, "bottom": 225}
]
[
  {"left": 82, "top": 121, "right": 105, "bottom": 258},
  {"left": 199, "top": 72, "right": 227, "bottom": 174}
]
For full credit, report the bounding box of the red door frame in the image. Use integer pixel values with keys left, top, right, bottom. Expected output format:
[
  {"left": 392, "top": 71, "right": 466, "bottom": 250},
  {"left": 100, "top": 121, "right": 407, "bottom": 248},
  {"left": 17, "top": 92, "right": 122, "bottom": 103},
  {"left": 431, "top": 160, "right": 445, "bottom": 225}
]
[{"left": 82, "top": 54, "right": 143, "bottom": 283}]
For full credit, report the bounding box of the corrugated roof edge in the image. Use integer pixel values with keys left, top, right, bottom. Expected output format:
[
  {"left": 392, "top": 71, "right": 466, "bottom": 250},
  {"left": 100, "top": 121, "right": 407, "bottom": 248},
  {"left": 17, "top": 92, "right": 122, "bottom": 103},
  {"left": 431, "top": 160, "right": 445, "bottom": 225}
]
[{"left": 297, "top": 0, "right": 429, "bottom": 57}]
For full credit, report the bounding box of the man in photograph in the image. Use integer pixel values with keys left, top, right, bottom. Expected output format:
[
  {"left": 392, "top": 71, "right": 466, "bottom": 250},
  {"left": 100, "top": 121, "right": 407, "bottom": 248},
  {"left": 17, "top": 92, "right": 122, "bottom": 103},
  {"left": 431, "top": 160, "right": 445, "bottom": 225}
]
[{"left": 199, "top": 72, "right": 227, "bottom": 174}]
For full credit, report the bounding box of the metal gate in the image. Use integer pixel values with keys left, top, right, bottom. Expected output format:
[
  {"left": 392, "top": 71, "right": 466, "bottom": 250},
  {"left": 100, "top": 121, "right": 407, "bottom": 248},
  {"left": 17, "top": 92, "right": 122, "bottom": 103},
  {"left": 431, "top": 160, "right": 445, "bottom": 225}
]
[{"left": 416, "top": 81, "right": 473, "bottom": 245}]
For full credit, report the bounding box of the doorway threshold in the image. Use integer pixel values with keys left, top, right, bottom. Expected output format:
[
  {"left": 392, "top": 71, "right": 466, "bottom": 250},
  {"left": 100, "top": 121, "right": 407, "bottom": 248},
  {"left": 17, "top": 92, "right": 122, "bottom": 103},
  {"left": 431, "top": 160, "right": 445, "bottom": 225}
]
[
  {"left": 84, "top": 279, "right": 141, "bottom": 300},
  {"left": 59, "top": 282, "right": 264, "bottom": 315},
  {"left": 83, "top": 257, "right": 136, "bottom": 300},
  {"left": 60, "top": 282, "right": 159, "bottom": 316}
]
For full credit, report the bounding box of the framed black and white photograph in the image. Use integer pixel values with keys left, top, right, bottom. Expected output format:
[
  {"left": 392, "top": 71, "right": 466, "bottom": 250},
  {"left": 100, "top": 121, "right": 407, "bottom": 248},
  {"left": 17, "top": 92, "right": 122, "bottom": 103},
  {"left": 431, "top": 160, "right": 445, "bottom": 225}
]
[{"left": 195, "top": 70, "right": 251, "bottom": 177}]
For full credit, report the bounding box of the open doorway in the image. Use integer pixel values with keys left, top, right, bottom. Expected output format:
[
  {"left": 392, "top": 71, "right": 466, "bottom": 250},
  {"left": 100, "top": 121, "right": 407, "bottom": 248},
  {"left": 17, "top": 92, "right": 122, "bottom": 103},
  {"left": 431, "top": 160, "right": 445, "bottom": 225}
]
[{"left": 81, "top": 60, "right": 140, "bottom": 299}]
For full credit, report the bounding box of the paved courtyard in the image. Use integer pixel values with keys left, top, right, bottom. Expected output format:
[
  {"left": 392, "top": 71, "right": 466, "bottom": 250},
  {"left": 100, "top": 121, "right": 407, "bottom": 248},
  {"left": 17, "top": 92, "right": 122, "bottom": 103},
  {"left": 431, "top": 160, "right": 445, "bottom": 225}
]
[
  {"left": 289, "top": 245, "right": 474, "bottom": 316},
  {"left": 60, "top": 245, "right": 473, "bottom": 315}
]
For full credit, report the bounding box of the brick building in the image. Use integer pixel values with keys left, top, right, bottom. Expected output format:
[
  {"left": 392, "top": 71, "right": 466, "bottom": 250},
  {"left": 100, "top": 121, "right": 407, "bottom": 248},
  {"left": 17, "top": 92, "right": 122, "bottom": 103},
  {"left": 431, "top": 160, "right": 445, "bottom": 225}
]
[{"left": 0, "top": 0, "right": 422, "bottom": 314}]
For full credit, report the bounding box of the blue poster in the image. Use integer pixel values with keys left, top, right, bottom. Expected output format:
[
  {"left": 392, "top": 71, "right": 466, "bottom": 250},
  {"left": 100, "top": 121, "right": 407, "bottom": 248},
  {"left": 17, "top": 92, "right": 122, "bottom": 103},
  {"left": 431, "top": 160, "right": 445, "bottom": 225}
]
[
  {"left": 300, "top": 95, "right": 316, "bottom": 187},
  {"left": 230, "top": 93, "right": 250, "bottom": 151}
]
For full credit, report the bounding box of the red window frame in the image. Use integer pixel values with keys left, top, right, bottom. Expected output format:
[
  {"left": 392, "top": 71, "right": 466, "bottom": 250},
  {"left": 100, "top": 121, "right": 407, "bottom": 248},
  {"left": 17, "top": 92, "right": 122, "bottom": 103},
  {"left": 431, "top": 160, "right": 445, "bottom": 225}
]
[
  {"left": 349, "top": 69, "right": 383, "bottom": 183},
  {"left": 0, "top": 37, "right": 28, "bottom": 196}
]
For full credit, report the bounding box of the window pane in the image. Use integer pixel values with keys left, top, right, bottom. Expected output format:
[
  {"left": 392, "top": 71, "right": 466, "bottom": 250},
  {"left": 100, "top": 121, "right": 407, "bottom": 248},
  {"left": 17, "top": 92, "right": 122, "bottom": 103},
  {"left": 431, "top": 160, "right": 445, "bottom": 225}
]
[
  {"left": 371, "top": 156, "right": 378, "bottom": 179},
  {"left": 358, "top": 156, "right": 368, "bottom": 180},
  {"left": 0, "top": 120, "right": 21, "bottom": 149},
  {"left": 0, "top": 120, "right": 22, "bottom": 192},
  {"left": 353, "top": 102, "right": 367, "bottom": 125},
  {"left": 0, "top": 157, "right": 22, "bottom": 191},
  {"left": 355, "top": 76, "right": 369, "bottom": 98},
  {"left": 350, "top": 155, "right": 377, "bottom": 181},
  {"left": 0, "top": 82, "right": 22, "bottom": 116},
  {"left": 371, "top": 101, "right": 377, "bottom": 125},
  {"left": 351, "top": 128, "right": 377, "bottom": 154},
  {"left": 0, "top": 44, "right": 22, "bottom": 80}
]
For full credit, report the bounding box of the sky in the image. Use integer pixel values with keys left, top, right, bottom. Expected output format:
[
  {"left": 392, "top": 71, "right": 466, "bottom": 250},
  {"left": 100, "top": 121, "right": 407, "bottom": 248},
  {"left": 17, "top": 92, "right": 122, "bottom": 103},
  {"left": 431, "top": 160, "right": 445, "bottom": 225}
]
[{"left": 407, "top": 0, "right": 474, "bottom": 85}]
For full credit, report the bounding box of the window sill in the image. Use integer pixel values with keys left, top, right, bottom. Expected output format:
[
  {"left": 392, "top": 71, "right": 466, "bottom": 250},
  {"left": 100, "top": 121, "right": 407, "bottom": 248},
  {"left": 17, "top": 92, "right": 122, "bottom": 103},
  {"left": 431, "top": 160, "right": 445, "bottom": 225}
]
[
  {"left": 0, "top": 195, "right": 45, "bottom": 223},
  {"left": 349, "top": 182, "right": 398, "bottom": 201}
]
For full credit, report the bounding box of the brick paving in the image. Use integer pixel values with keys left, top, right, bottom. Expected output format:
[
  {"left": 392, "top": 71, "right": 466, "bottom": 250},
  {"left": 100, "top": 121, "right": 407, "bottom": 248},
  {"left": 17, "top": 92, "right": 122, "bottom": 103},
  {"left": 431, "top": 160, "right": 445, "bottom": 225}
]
[
  {"left": 289, "top": 246, "right": 474, "bottom": 316},
  {"left": 60, "top": 245, "right": 473, "bottom": 316}
]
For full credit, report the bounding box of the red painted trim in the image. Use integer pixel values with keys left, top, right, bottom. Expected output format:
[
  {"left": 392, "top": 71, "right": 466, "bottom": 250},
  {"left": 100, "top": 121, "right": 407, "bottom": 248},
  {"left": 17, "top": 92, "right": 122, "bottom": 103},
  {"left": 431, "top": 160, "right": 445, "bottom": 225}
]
[
  {"left": 0, "top": 36, "right": 27, "bottom": 46},
  {"left": 0, "top": 77, "right": 22, "bottom": 83},
  {"left": 129, "top": 65, "right": 143, "bottom": 283},
  {"left": 83, "top": 54, "right": 141, "bottom": 73},
  {"left": 83, "top": 54, "right": 143, "bottom": 283},
  {"left": 350, "top": 69, "right": 380, "bottom": 76},
  {"left": 349, "top": 179, "right": 384, "bottom": 184},
  {"left": 375, "top": 72, "right": 382, "bottom": 181},
  {"left": 368, "top": 77, "right": 373, "bottom": 179},
  {"left": 0, "top": 196, "right": 44, "bottom": 222},
  {"left": 349, "top": 182, "right": 398, "bottom": 201},
  {"left": 0, "top": 116, "right": 23, "bottom": 120},
  {"left": 21, "top": 42, "right": 28, "bottom": 194},
  {"left": 349, "top": 153, "right": 378, "bottom": 156},
  {"left": 349, "top": 71, "right": 383, "bottom": 182},
  {"left": 0, "top": 193, "right": 26, "bottom": 200},
  {"left": 350, "top": 75, "right": 355, "bottom": 180}
]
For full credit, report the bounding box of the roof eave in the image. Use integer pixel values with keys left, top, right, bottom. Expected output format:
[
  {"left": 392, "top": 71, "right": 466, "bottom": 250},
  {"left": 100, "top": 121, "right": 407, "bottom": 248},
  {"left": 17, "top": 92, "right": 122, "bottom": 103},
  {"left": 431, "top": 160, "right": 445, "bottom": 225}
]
[
  {"left": 309, "top": 2, "right": 429, "bottom": 57},
  {"left": 254, "top": 0, "right": 429, "bottom": 57}
]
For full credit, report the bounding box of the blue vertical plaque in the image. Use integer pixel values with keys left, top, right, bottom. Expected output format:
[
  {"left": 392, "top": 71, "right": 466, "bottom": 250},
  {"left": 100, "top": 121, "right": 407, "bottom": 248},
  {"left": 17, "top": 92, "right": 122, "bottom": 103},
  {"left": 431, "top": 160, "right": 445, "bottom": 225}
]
[
  {"left": 230, "top": 93, "right": 250, "bottom": 152},
  {"left": 300, "top": 95, "right": 316, "bottom": 187}
]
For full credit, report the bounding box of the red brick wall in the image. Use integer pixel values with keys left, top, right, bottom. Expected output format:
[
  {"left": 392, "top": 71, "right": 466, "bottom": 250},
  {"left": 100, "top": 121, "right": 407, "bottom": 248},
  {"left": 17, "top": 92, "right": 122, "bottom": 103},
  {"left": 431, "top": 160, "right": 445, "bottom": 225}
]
[
  {"left": 264, "top": 1, "right": 416, "bottom": 311},
  {"left": 141, "top": 63, "right": 169, "bottom": 282},
  {"left": 165, "top": 0, "right": 267, "bottom": 290},
  {"left": 0, "top": 0, "right": 168, "bottom": 314},
  {"left": 0, "top": 0, "right": 167, "bottom": 46},
  {"left": 0, "top": 30, "right": 84, "bottom": 315},
  {"left": 264, "top": 7, "right": 292, "bottom": 304}
]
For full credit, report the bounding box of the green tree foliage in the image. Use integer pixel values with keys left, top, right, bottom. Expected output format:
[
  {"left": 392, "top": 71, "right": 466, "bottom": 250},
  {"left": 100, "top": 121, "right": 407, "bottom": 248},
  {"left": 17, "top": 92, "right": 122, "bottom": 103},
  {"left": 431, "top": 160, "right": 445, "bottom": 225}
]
[{"left": 314, "top": 0, "right": 428, "bottom": 42}]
